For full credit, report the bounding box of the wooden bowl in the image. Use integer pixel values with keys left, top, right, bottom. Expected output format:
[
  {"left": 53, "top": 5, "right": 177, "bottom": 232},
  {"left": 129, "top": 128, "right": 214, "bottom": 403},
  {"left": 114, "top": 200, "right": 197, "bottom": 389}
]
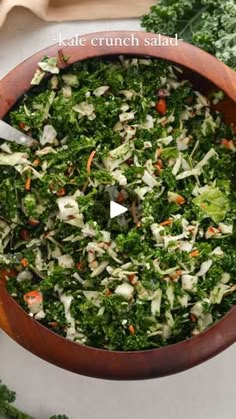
[{"left": 0, "top": 32, "right": 236, "bottom": 380}]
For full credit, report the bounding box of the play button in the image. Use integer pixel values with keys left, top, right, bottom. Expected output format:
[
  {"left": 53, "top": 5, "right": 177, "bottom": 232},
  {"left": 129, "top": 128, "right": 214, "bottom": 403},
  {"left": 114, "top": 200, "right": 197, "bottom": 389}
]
[{"left": 110, "top": 201, "right": 128, "bottom": 219}]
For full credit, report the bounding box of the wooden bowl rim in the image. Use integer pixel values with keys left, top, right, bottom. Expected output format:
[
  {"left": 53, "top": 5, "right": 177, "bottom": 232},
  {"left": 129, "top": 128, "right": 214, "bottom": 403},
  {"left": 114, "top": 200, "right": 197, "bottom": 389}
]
[{"left": 0, "top": 31, "right": 236, "bottom": 380}]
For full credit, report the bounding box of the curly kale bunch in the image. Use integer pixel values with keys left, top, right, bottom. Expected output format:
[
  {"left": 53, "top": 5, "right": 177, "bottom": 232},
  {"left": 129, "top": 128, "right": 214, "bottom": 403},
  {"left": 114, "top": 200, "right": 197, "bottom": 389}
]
[
  {"left": 0, "top": 380, "right": 69, "bottom": 419},
  {"left": 141, "top": 0, "right": 236, "bottom": 69},
  {"left": 0, "top": 380, "right": 30, "bottom": 419}
]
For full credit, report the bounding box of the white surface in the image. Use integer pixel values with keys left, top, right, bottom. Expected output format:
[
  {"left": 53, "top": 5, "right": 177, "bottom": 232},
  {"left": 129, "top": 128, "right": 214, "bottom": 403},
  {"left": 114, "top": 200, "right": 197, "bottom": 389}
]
[
  {"left": 110, "top": 201, "right": 127, "bottom": 218},
  {"left": 0, "top": 8, "right": 140, "bottom": 78},
  {"left": 0, "top": 331, "right": 236, "bottom": 419},
  {"left": 0, "top": 8, "right": 236, "bottom": 419}
]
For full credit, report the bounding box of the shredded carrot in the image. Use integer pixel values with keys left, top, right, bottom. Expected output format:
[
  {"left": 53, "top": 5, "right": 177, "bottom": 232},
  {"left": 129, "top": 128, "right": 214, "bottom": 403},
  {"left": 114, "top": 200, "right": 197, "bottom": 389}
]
[
  {"left": 24, "top": 290, "right": 42, "bottom": 305},
  {"left": 21, "top": 258, "right": 29, "bottom": 268},
  {"left": 175, "top": 270, "right": 183, "bottom": 276},
  {"left": 105, "top": 289, "right": 112, "bottom": 297},
  {"left": 117, "top": 191, "right": 125, "bottom": 204},
  {"left": 160, "top": 219, "right": 172, "bottom": 227},
  {"left": 48, "top": 321, "right": 58, "bottom": 328},
  {"left": 32, "top": 159, "right": 40, "bottom": 167},
  {"left": 28, "top": 218, "right": 40, "bottom": 227},
  {"left": 25, "top": 177, "right": 31, "bottom": 191},
  {"left": 189, "top": 250, "right": 199, "bottom": 257},
  {"left": 190, "top": 314, "right": 197, "bottom": 323},
  {"left": 76, "top": 262, "right": 83, "bottom": 270},
  {"left": 208, "top": 226, "right": 218, "bottom": 234},
  {"left": 170, "top": 269, "right": 183, "bottom": 281},
  {"left": 154, "top": 163, "right": 162, "bottom": 174},
  {"left": 128, "top": 274, "right": 137, "bottom": 285},
  {"left": 221, "top": 139, "right": 233, "bottom": 149},
  {"left": 19, "top": 121, "right": 26, "bottom": 130},
  {"left": 87, "top": 150, "right": 96, "bottom": 174},
  {"left": 157, "top": 159, "right": 163, "bottom": 169},
  {"left": 156, "top": 98, "right": 167, "bottom": 115},
  {"left": 56, "top": 187, "right": 66, "bottom": 197},
  {"left": 129, "top": 325, "right": 135, "bottom": 335},
  {"left": 156, "top": 148, "right": 162, "bottom": 158},
  {"left": 176, "top": 195, "right": 185, "bottom": 205},
  {"left": 153, "top": 159, "right": 163, "bottom": 174}
]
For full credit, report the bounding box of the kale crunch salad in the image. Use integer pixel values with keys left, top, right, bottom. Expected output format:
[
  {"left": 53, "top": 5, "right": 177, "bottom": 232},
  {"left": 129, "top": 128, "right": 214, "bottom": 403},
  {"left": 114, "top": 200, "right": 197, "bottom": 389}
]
[{"left": 1, "top": 56, "right": 236, "bottom": 351}]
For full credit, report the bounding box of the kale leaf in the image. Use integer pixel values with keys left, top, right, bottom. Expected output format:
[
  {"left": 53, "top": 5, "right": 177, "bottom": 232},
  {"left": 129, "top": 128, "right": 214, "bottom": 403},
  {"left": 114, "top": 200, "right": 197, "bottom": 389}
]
[
  {"left": 0, "top": 380, "right": 69, "bottom": 419},
  {"left": 141, "top": 0, "right": 236, "bottom": 69}
]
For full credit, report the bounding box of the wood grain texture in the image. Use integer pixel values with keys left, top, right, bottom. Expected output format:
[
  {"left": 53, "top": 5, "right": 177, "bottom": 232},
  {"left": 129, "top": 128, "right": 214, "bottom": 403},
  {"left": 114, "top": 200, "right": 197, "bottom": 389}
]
[{"left": 0, "top": 32, "right": 236, "bottom": 380}]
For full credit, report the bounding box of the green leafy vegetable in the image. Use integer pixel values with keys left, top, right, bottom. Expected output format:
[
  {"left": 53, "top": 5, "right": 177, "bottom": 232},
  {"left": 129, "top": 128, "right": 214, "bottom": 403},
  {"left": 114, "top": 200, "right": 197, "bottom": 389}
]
[
  {"left": 193, "top": 187, "right": 230, "bottom": 223},
  {"left": 0, "top": 379, "right": 69, "bottom": 419},
  {"left": 141, "top": 0, "right": 236, "bottom": 69},
  {"left": 0, "top": 380, "right": 31, "bottom": 419}
]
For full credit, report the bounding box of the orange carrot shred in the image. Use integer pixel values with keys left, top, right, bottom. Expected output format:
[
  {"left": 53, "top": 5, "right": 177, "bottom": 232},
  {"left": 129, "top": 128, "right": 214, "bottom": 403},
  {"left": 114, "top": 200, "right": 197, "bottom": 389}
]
[
  {"left": 157, "top": 159, "right": 163, "bottom": 169},
  {"left": 221, "top": 139, "right": 232, "bottom": 149},
  {"left": 190, "top": 314, "right": 197, "bottom": 323},
  {"left": 76, "top": 262, "right": 83, "bottom": 270},
  {"left": 87, "top": 150, "right": 96, "bottom": 174},
  {"left": 176, "top": 195, "right": 185, "bottom": 205},
  {"left": 21, "top": 258, "right": 29, "bottom": 268},
  {"left": 56, "top": 187, "right": 66, "bottom": 197},
  {"left": 19, "top": 121, "right": 26, "bottom": 130},
  {"left": 156, "top": 98, "right": 167, "bottom": 115},
  {"left": 23, "top": 290, "right": 42, "bottom": 305},
  {"left": 128, "top": 274, "right": 137, "bottom": 285},
  {"left": 160, "top": 219, "right": 172, "bottom": 227},
  {"left": 32, "top": 159, "right": 40, "bottom": 167},
  {"left": 154, "top": 163, "right": 162, "bottom": 174},
  {"left": 117, "top": 191, "right": 125, "bottom": 204},
  {"left": 189, "top": 250, "right": 199, "bottom": 257},
  {"left": 28, "top": 218, "right": 40, "bottom": 227},
  {"left": 48, "top": 321, "right": 58, "bottom": 328},
  {"left": 156, "top": 148, "right": 162, "bottom": 158},
  {"left": 129, "top": 325, "right": 135, "bottom": 335},
  {"left": 175, "top": 270, "right": 183, "bottom": 276},
  {"left": 208, "top": 226, "right": 217, "bottom": 233},
  {"left": 25, "top": 177, "right": 31, "bottom": 191}
]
